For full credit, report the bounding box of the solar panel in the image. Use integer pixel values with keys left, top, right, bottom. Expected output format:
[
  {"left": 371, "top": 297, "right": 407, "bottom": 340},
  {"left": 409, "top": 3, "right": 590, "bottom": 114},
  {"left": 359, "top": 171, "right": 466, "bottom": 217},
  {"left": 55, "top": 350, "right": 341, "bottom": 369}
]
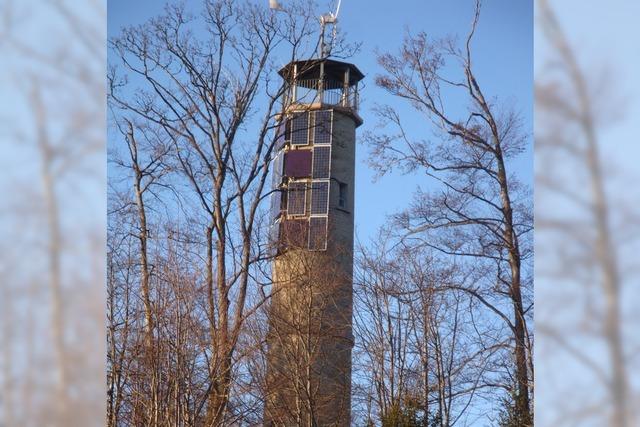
[
  {"left": 308, "top": 216, "right": 328, "bottom": 251},
  {"left": 287, "top": 181, "right": 306, "bottom": 215},
  {"left": 313, "top": 111, "right": 332, "bottom": 145},
  {"left": 270, "top": 152, "right": 284, "bottom": 221},
  {"left": 290, "top": 113, "right": 309, "bottom": 145},
  {"left": 270, "top": 188, "right": 281, "bottom": 221},
  {"left": 312, "top": 146, "right": 331, "bottom": 179},
  {"left": 310, "top": 181, "right": 329, "bottom": 215},
  {"left": 275, "top": 118, "right": 287, "bottom": 150},
  {"left": 272, "top": 151, "right": 284, "bottom": 186}
]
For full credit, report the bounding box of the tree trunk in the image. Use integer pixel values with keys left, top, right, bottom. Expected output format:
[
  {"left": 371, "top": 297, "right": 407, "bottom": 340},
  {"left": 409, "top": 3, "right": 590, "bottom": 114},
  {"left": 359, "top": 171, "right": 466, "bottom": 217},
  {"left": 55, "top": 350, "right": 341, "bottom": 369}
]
[{"left": 496, "top": 147, "right": 531, "bottom": 424}]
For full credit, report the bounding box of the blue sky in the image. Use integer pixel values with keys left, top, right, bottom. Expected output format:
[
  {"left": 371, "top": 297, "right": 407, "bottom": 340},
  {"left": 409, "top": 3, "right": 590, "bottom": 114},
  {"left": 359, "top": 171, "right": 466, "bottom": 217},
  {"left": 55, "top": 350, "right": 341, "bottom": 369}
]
[
  {"left": 108, "top": 0, "right": 532, "bottom": 245},
  {"left": 341, "top": 0, "right": 533, "bottom": 240}
]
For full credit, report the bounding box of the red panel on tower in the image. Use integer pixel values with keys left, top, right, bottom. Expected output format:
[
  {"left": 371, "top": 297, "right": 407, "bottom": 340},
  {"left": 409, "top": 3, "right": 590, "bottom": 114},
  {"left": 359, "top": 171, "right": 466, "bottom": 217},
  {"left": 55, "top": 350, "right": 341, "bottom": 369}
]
[
  {"left": 280, "top": 219, "right": 308, "bottom": 249},
  {"left": 284, "top": 149, "right": 312, "bottom": 178}
]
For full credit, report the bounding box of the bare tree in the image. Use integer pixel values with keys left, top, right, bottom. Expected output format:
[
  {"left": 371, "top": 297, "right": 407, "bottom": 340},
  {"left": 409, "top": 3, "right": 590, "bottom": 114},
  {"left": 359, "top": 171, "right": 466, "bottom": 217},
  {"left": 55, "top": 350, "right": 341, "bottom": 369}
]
[
  {"left": 107, "top": 210, "right": 136, "bottom": 427},
  {"left": 108, "top": 116, "right": 174, "bottom": 425},
  {"left": 353, "top": 236, "right": 496, "bottom": 426},
  {"left": 107, "top": 0, "right": 329, "bottom": 424},
  {"left": 365, "top": 1, "right": 533, "bottom": 424}
]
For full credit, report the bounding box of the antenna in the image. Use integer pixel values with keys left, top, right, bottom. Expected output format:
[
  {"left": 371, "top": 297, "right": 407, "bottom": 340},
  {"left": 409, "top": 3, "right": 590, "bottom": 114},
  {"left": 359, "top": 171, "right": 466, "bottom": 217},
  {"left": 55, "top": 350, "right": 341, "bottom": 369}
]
[
  {"left": 319, "top": 0, "right": 342, "bottom": 58},
  {"left": 334, "top": 0, "right": 342, "bottom": 20}
]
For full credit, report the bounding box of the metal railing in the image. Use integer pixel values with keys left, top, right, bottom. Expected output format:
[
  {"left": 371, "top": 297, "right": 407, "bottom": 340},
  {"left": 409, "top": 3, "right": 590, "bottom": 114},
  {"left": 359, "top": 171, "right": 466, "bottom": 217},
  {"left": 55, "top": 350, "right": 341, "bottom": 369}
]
[{"left": 289, "top": 79, "right": 359, "bottom": 111}]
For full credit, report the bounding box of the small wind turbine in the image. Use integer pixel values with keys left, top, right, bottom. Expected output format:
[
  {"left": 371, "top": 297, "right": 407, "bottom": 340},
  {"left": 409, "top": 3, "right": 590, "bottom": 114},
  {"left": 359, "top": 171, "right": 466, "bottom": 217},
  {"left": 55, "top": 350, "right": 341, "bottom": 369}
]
[
  {"left": 269, "top": 0, "right": 284, "bottom": 11},
  {"left": 269, "top": 0, "right": 342, "bottom": 58},
  {"left": 319, "top": 0, "right": 342, "bottom": 58}
]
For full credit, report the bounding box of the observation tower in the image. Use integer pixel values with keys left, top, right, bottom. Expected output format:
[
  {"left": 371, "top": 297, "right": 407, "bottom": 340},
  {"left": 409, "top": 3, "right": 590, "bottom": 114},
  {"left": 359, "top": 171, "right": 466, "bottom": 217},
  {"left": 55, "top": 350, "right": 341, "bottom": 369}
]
[{"left": 264, "top": 49, "right": 364, "bottom": 426}]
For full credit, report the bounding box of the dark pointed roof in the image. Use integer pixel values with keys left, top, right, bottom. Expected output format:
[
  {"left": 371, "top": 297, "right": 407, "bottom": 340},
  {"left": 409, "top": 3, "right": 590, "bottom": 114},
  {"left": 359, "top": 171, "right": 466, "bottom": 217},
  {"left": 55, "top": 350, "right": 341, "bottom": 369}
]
[{"left": 278, "top": 58, "right": 364, "bottom": 86}]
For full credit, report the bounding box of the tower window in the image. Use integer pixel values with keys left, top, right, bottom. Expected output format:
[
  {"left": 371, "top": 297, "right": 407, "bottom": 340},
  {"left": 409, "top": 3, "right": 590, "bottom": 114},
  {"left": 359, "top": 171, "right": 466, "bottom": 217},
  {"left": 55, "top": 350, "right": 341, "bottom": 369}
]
[{"left": 338, "top": 182, "right": 347, "bottom": 209}]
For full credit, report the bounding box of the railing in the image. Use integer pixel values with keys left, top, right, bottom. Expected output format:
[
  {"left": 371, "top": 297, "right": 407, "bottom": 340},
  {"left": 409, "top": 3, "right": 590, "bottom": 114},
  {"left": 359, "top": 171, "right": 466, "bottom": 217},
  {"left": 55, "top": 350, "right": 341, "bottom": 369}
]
[{"left": 289, "top": 79, "right": 359, "bottom": 111}]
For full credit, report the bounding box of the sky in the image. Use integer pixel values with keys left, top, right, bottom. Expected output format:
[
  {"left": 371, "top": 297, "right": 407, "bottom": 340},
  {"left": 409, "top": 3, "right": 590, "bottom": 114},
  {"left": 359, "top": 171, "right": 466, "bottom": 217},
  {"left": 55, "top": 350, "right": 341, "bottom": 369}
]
[
  {"left": 534, "top": 1, "right": 640, "bottom": 425},
  {"left": 107, "top": 0, "right": 533, "bottom": 245}
]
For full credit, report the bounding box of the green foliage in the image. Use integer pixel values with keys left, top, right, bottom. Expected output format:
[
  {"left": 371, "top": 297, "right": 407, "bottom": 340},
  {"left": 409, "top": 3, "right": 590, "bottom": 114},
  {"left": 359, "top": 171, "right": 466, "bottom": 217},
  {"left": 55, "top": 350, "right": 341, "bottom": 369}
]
[
  {"left": 381, "top": 402, "right": 421, "bottom": 427},
  {"left": 379, "top": 400, "right": 443, "bottom": 427}
]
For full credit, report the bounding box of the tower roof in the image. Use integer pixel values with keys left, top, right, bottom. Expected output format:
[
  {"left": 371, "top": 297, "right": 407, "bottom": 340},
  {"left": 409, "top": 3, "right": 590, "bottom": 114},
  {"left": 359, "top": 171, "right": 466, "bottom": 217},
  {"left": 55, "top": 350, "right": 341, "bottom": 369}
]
[{"left": 278, "top": 59, "right": 364, "bottom": 87}]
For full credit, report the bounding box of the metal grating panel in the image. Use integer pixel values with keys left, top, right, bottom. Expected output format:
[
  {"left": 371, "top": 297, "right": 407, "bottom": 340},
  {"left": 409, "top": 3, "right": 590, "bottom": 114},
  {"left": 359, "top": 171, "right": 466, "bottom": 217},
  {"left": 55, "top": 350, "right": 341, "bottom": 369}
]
[
  {"left": 313, "top": 111, "right": 332, "bottom": 145},
  {"left": 310, "top": 181, "right": 329, "bottom": 215},
  {"left": 287, "top": 181, "right": 306, "bottom": 215},
  {"left": 291, "top": 113, "right": 309, "bottom": 145},
  {"left": 312, "top": 146, "right": 331, "bottom": 179},
  {"left": 308, "top": 216, "right": 328, "bottom": 251}
]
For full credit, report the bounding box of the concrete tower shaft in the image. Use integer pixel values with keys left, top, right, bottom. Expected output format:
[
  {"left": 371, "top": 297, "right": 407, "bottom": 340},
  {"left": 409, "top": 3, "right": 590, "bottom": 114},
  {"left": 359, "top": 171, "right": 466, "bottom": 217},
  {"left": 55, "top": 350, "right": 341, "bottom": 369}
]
[{"left": 264, "top": 59, "right": 363, "bottom": 426}]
